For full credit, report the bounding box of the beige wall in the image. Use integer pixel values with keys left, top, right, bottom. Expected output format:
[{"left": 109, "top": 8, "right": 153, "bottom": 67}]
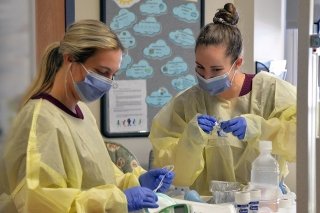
[
  {"left": 74, "top": 0, "right": 296, "bottom": 192},
  {"left": 204, "top": 0, "right": 255, "bottom": 73},
  {"left": 235, "top": 0, "right": 255, "bottom": 74}
]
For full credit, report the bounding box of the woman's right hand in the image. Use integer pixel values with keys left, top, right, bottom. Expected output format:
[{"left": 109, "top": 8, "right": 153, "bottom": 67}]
[
  {"left": 197, "top": 114, "right": 217, "bottom": 134},
  {"left": 124, "top": 186, "right": 158, "bottom": 212}
]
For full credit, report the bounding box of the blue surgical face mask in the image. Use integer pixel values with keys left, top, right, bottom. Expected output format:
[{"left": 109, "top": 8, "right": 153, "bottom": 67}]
[
  {"left": 196, "top": 61, "right": 237, "bottom": 95},
  {"left": 72, "top": 63, "right": 113, "bottom": 102}
]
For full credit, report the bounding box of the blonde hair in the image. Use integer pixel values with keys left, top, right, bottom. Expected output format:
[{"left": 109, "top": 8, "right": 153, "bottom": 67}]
[{"left": 22, "top": 19, "right": 124, "bottom": 106}]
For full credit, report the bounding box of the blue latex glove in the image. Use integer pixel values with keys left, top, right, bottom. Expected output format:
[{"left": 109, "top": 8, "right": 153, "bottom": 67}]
[
  {"left": 184, "top": 190, "right": 205, "bottom": 203},
  {"left": 139, "top": 168, "right": 175, "bottom": 193},
  {"left": 124, "top": 186, "right": 159, "bottom": 212},
  {"left": 279, "top": 180, "right": 288, "bottom": 194},
  {"left": 220, "top": 117, "right": 247, "bottom": 140},
  {"left": 197, "top": 115, "right": 217, "bottom": 134}
]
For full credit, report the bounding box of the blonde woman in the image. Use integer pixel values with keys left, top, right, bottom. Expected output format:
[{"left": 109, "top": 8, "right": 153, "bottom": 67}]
[{"left": 0, "top": 20, "right": 174, "bottom": 212}]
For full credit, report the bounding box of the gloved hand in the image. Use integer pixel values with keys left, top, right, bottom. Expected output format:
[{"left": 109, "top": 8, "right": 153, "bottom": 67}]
[
  {"left": 220, "top": 117, "right": 247, "bottom": 140},
  {"left": 197, "top": 115, "right": 217, "bottom": 134},
  {"left": 124, "top": 186, "right": 159, "bottom": 212},
  {"left": 184, "top": 190, "right": 205, "bottom": 203},
  {"left": 279, "top": 180, "right": 288, "bottom": 195},
  {"left": 139, "top": 168, "right": 175, "bottom": 193}
]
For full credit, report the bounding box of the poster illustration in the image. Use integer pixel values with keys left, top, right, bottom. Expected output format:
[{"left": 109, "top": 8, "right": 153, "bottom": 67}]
[{"left": 101, "top": 0, "right": 204, "bottom": 137}]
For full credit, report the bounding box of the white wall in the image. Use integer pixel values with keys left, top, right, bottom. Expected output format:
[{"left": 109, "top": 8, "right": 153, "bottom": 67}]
[
  {"left": 253, "top": 0, "right": 286, "bottom": 63},
  {"left": 0, "top": 0, "right": 35, "bottom": 145}
]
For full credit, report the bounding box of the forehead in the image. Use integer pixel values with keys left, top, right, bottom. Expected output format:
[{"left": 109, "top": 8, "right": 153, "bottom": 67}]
[
  {"left": 88, "top": 48, "right": 122, "bottom": 64},
  {"left": 195, "top": 44, "right": 231, "bottom": 65}
]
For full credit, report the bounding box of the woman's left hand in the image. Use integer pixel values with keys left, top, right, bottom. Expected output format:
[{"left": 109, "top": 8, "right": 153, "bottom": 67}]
[
  {"left": 139, "top": 168, "right": 175, "bottom": 193},
  {"left": 221, "top": 117, "right": 247, "bottom": 140}
]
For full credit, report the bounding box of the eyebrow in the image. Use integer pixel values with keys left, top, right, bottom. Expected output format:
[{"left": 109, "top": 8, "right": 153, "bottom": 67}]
[
  {"left": 195, "top": 61, "right": 224, "bottom": 69},
  {"left": 97, "top": 65, "right": 113, "bottom": 73}
]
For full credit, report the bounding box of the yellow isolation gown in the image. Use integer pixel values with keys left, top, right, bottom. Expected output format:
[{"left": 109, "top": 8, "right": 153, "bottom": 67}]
[
  {"left": 0, "top": 95, "right": 145, "bottom": 212},
  {"left": 149, "top": 72, "right": 296, "bottom": 195}
]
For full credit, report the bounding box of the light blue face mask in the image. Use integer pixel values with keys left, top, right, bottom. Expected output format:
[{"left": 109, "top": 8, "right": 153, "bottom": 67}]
[
  {"left": 196, "top": 61, "right": 237, "bottom": 95},
  {"left": 73, "top": 63, "right": 113, "bottom": 102}
]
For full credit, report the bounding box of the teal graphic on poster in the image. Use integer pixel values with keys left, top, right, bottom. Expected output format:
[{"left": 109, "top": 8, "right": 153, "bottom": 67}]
[
  {"left": 140, "top": 0, "right": 167, "bottom": 16},
  {"left": 146, "top": 87, "right": 172, "bottom": 107},
  {"left": 173, "top": 3, "right": 199, "bottom": 23},
  {"left": 133, "top": 17, "right": 161, "bottom": 36},
  {"left": 110, "top": 9, "right": 136, "bottom": 31},
  {"left": 126, "top": 60, "right": 154, "bottom": 79},
  {"left": 117, "top": 54, "right": 132, "bottom": 76},
  {"left": 143, "top": 39, "right": 171, "bottom": 59},
  {"left": 169, "top": 28, "right": 195, "bottom": 48},
  {"left": 117, "top": 30, "right": 136, "bottom": 49},
  {"left": 161, "top": 57, "right": 188, "bottom": 76},
  {"left": 171, "top": 74, "right": 197, "bottom": 91}
]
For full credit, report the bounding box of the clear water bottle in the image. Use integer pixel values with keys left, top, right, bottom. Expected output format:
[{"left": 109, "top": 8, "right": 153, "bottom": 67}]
[{"left": 250, "top": 141, "right": 279, "bottom": 212}]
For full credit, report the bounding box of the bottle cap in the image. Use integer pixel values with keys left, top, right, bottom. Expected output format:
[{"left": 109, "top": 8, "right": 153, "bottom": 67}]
[
  {"left": 279, "top": 198, "right": 292, "bottom": 208},
  {"left": 235, "top": 191, "right": 250, "bottom": 204},
  {"left": 250, "top": 189, "right": 261, "bottom": 201},
  {"left": 259, "top": 141, "right": 272, "bottom": 151}
]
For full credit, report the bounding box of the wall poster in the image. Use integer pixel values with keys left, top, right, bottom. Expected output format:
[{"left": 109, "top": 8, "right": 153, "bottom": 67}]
[{"left": 100, "top": 0, "right": 204, "bottom": 137}]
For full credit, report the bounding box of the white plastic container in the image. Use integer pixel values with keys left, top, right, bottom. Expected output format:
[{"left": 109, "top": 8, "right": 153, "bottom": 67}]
[
  {"left": 209, "top": 180, "right": 242, "bottom": 204},
  {"left": 278, "top": 198, "right": 296, "bottom": 213},
  {"left": 250, "top": 141, "right": 279, "bottom": 212},
  {"left": 249, "top": 189, "right": 261, "bottom": 213},
  {"left": 235, "top": 191, "right": 250, "bottom": 213}
]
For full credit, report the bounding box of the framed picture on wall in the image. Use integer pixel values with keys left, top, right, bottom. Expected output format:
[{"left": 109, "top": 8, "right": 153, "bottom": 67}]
[{"left": 100, "top": 0, "right": 205, "bottom": 137}]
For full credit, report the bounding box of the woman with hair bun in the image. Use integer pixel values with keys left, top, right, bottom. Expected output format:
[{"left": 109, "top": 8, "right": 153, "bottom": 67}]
[{"left": 149, "top": 3, "right": 296, "bottom": 195}]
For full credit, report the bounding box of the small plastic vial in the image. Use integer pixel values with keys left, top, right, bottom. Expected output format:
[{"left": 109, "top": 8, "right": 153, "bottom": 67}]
[
  {"left": 278, "top": 199, "right": 295, "bottom": 213},
  {"left": 235, "top": 191, "right": 250, "bottom": 213},
  {"left": 249, "top": 189, "right": 261, "bottom": 213}
]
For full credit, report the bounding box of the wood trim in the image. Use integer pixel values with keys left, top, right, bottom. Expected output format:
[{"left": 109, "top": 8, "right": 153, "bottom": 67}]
[{"left": 35, "top": 0, "right": 65, "bottom": 67}]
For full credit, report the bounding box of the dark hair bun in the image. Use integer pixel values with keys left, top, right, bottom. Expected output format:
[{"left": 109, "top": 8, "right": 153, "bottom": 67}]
[{"left": 213, "top": 3, "right": 239, "bottom": 26}]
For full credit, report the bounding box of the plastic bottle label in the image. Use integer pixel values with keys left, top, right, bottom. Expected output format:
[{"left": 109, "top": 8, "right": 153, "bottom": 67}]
[
  {"left": 249, "top": 201, "right": 259, "bottom": 212},
  {"left": 250, "top": 205, "right": 259, "bottom": 210},
  {"left": 236, "top": 204, "right": 249, "bottom": 213}
]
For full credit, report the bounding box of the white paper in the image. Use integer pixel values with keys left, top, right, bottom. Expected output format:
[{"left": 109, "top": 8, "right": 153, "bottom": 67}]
[
  {"left": 268, "top": 60, "right": 287, "bottom": 80},
  {"left": 269, "top": 60, "right": 287, "bottom": 75},
  {"left": 108, "top": 80, "right": 148, "bottom": 133}
]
